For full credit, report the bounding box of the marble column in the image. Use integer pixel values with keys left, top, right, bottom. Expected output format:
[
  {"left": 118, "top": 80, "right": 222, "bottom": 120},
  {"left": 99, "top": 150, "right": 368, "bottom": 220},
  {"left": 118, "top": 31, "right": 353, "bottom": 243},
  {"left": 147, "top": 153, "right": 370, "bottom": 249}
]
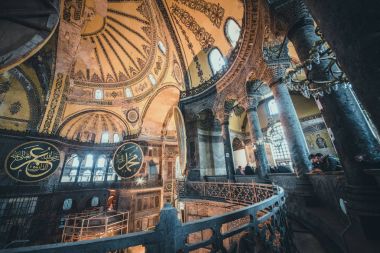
[
  {"left": 220, "top": 112, "right": 235, "bottom": 181},
  {"left": 302, "top": 0, "right": 380, "bottom": 133},
  {"left": 281, "top": 0, "right": 380, "bottom": 186},
  {"left": 246, "top": 81, "right": 269, "bottom": 178},
  {"left": 264, "top": 54, "right": 312, "bottom": 175},
  {"left": 269, "top": 0, "right": 380, "bottom": 243}
]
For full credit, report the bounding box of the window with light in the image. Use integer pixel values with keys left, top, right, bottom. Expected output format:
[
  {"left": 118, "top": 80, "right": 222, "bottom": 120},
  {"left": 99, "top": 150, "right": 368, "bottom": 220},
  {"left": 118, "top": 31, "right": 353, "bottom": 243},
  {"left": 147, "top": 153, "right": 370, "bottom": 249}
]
[
  {"left": 225, "top": 18, "right": 241, "bottom": 47},
  {"left": 209, "top": 48, "right": 225, "bottom": 75}
]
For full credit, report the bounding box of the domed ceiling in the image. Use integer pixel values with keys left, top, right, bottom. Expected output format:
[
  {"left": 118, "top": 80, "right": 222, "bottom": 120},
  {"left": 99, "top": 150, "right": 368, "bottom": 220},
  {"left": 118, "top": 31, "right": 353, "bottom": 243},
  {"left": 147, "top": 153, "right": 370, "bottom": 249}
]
[
  {"left": 163, "top": 0, "right": 244, "bottom": 87},
  {"left": 58, "top": 111, "right": 128, "bottom": 143},
  {"left": 72, "top": 0, "right": 157, "bottom": 86},
  {"left": 0, "top": 0, "right": 251, "bottom": 144}
]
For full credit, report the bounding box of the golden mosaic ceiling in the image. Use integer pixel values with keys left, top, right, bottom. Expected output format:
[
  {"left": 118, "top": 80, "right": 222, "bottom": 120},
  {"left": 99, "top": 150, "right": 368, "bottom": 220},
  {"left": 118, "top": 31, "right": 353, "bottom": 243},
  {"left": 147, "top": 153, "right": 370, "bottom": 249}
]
[
  {"left": 163, "top": 0, "right": 244, "bottom": 87},
  {"left": 71, "top": 0, "right": 158, "bottom": 86},
  {"left": 58, "top": 111, "right": 129, "bottom": 143}
]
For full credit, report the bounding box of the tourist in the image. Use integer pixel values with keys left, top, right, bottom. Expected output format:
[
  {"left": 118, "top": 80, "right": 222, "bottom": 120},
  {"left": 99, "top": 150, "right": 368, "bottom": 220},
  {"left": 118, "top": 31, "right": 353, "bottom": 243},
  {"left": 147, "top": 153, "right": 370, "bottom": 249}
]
[
  {"left": 244, "top": 164, "right": 255, "bottom": 175},
  {"left": 235, "top": 166, "right": 244, "bottom": 175},
  {"left": 309, "top": 153, "right": 342, "bottom": 173}
]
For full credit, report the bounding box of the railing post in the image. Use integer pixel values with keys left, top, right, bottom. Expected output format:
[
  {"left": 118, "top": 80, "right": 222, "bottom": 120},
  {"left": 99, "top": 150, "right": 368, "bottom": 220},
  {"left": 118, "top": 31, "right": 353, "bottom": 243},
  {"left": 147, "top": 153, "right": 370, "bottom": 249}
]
[
  {"left": 156, "top": 203, "right": 182, "bottom": 253},
  {"left": 105, "top": 216, "right": 108, "bottom": 236}
]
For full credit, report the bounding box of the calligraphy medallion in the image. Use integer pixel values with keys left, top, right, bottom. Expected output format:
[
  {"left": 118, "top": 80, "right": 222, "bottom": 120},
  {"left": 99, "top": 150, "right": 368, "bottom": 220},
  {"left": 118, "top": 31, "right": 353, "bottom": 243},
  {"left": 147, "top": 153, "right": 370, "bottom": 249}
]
[
  {"left": 113, "top": 142, "right": 144, "bottom": 178},
  {"left": 5, "top": 141, "right": 61, "bottom": 182}
]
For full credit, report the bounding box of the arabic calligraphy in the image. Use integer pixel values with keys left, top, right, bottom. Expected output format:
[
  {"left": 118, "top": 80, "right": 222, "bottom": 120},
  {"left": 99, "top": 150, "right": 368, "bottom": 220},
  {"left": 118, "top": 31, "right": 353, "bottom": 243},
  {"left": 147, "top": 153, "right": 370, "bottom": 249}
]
[
  {"left": 113, "top": 142, "right": 144, "bottom": 178},
  {"left": 5, "top": 141, "right": 61, "bottom": 182}
]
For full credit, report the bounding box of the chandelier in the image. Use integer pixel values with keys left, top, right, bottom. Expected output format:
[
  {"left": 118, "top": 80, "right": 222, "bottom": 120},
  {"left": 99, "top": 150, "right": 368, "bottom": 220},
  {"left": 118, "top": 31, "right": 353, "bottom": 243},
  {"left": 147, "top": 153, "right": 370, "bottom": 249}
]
[{"left": 283, "top": 28, "right": 351, "bottom": 99}]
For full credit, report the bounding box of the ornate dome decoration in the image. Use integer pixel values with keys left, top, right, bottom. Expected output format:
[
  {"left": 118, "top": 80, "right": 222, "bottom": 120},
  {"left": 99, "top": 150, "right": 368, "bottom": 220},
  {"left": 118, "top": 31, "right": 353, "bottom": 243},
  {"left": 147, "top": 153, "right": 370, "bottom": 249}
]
[
  {"left": 0, "top": 0, "right": 59, "bottom": 73},
  {"left": 71, "top": 0, "right": 158, "bottom": 86},
  {"left": 58, "top": 111, "right": 129, "bottom": 143},
  {"left": 163, "top": 0, "right": 245, "bottom": 88}
]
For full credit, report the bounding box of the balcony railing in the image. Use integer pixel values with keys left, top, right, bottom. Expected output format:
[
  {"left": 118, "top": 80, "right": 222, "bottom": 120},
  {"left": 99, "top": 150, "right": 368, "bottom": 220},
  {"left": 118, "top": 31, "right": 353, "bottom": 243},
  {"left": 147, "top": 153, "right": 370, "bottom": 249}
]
[{"left": 1, "top": 181, "right": 289, "bottom": 253}]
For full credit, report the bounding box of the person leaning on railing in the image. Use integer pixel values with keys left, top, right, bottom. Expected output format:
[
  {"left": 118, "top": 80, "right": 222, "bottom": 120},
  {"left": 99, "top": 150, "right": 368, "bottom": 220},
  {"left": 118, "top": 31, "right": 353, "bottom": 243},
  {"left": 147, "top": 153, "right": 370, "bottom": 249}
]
[{"left": 308, "top": 153, "right": 342, "bottom": 174}]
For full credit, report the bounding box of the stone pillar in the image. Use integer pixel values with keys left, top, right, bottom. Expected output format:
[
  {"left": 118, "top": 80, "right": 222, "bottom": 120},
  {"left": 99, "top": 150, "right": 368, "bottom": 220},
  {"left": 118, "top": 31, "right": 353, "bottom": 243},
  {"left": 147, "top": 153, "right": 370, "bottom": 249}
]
[
  {"left": 246, "top": 81, "right": 269, "bottom": 178},
  {"left": 220, "top": 111, "right": 235, "bottom": 181},
  {"left": 276, "top": 0, "right": 380, "bottom": 184},
  {"left": 266, "top": 60, "right": 312, "bottom": 176},
  {"left": 301, "top": 0, "right": 380, "bottom": 133},
  {"left": 156, "top": 203, "right": 182, "bottom": 253},
  {"left": 269, "top": 0, "right": 380, "bottom": 244}
]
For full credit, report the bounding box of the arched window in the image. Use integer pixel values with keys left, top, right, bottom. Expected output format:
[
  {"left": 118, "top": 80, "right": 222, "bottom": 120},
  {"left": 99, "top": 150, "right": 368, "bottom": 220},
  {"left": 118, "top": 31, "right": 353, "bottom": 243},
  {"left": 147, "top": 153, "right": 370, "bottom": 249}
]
[
  {"left": 158, "top": 41, "right": 166, "bottom": 54},
  {"left": 125, "top": 87, "right": 133, "bottom": 98},
  {"left": 209, "top": 48, "right": 225, "bottom": 75},
  {"left": 225, "top": 18, "right": 241, "bottom": 47},
  {"left": 77, "top": 154, "right": 94, "bottom": 182},
  {"left": 101, "top": 132, "right": 109, "bottom": 143},
  {"left": 63, "top": 198, "right": 73, "bottom": 211},
  {"left": 268, "top": 99, "right": 279, "bottom": 115},
  {"left": 95, "top": 89, "right": 103, "bottom": 100},
  {"left": 97, "top": 157, "right": 106, "bottom": 168},
  {"left": 113, "top": 133, "right": 120, "bottom": 143},
  {"left": 106, "top": 160, "right": 118, "bottom": 181},
  {"left": 72, "top": 156, "right": 80, "bottom": 168},
  {"left": 61, "top": 154, "right": 80, "bottom": 182},
  {"left": 91, "top": 196, "right": 99, "bottom": 207},
  {"left": 84, "top": 154, "right": 94, "bottom": 168},
  {"left": 267, "top": 123, "right": 292, "bottom": 168},
  {"left": 148, "top": 74, "right": 157, "bottom": 86},
  {"left": 94, "top": 156, "right": 107, "bottom": 182}
]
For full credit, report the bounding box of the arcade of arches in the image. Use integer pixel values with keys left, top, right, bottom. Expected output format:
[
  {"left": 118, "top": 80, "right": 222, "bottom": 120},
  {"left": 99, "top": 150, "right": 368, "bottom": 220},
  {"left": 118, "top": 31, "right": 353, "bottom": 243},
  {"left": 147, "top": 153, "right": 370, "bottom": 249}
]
[{"left": 0, "top": 0, "right": 379, "bottom": 252}]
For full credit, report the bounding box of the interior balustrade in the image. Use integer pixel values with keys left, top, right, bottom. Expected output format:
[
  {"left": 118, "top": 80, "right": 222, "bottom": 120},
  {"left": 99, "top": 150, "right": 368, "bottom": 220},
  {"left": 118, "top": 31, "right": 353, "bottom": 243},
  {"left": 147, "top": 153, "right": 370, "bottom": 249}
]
[{"left": 0, "top": 181, "right": 288, "bottom": 253}]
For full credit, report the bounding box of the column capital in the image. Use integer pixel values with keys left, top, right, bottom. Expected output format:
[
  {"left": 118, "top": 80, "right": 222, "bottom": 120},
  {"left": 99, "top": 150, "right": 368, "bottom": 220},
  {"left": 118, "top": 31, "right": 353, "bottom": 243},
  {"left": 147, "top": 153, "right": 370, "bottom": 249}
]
[{"left": 263, "top": 44, "right": 291, "bottom": 66}]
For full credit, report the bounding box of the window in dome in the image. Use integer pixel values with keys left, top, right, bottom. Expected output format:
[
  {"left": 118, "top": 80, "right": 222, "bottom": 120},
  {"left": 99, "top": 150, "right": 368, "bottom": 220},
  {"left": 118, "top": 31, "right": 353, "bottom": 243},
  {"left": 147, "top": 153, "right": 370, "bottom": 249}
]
[
  {"left": 113, "top": 133, "right": 120, "bottom": 143},
  {"left": 209, "top": 48, "right": 226, "bottom": 75},
  {"left": 268, "top": 99, "right": 279, "bottom": 115},
  {"left": 125, "top": 87, "right": 133, "bottom": 98},
  {"left": 95, "top": 89, "right": 103, "bottom": 100},
  {"left": 158, "top": 41, "right": 166, "bottom": 54},
  {"left": 225, "top": 18, "right": 241, "bottom": 47},
  {"left": 101, "top": 132, "right": 109, "bottom": 143},
  {"left": 148, "top": 74, "right": 157, "bottom": 86}
]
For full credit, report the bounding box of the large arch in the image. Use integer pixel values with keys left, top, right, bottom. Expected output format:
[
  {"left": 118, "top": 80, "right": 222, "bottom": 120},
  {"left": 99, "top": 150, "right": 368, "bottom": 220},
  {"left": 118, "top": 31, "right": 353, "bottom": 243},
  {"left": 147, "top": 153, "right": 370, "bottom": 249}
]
[{"left": 140, "top": 85, "right": 180, "bottom": 137}]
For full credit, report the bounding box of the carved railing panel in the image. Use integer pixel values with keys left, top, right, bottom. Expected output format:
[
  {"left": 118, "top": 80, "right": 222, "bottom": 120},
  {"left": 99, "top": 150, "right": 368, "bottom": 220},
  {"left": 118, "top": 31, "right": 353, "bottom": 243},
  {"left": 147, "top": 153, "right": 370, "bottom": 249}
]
[{"left": 1, "top": 181, "right": 291, "bottom": 253}]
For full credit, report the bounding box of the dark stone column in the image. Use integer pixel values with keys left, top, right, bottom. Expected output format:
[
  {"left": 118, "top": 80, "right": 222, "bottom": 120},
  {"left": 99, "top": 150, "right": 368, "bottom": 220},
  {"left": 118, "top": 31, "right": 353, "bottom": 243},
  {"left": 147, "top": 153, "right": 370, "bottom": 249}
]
[
  {"left": 271, "top": 77, "right": 312, "bottom": 175},
  {"left": 301, "top": 0, "right": 380, "bottom": 133},
  {"left": 274, "top": 0, "right": 380, "bottom": 185},
  {"left": 246, "top": 81, "right": 269, "bottom": 178},
  {"left": 220, "top": 112, "right": 235, "bottom": 181},
  {"left": 264, "top": 48, "right": 312, "bottom": 175},
  {"left": 269, "top": 0, "right": 380, "bottom": 244}
]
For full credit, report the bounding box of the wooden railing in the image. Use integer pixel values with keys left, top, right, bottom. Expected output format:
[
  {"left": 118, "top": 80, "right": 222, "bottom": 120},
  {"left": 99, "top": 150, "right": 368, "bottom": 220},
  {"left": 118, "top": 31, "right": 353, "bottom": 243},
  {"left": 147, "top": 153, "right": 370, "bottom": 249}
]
[{"left": 1, "top": 181, "right": 289, "bottom": 253}]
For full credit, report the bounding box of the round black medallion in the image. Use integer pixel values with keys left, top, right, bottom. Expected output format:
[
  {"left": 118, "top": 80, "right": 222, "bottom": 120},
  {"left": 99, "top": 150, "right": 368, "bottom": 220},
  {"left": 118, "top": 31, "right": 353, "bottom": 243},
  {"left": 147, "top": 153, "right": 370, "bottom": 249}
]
[
  {"left": 113, "top": 142, "right": 144, "bottom": 178},
  {"left": 5, "top": 141, "right": 61, "bottom": 182}
]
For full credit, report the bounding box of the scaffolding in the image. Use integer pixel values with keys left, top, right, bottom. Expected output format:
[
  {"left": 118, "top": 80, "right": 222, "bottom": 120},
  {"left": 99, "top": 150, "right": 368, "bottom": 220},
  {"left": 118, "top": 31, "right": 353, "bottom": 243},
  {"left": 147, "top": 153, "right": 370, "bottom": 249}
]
[{"left": 61, "top": 209, "right": 129, "bottom": 242}]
